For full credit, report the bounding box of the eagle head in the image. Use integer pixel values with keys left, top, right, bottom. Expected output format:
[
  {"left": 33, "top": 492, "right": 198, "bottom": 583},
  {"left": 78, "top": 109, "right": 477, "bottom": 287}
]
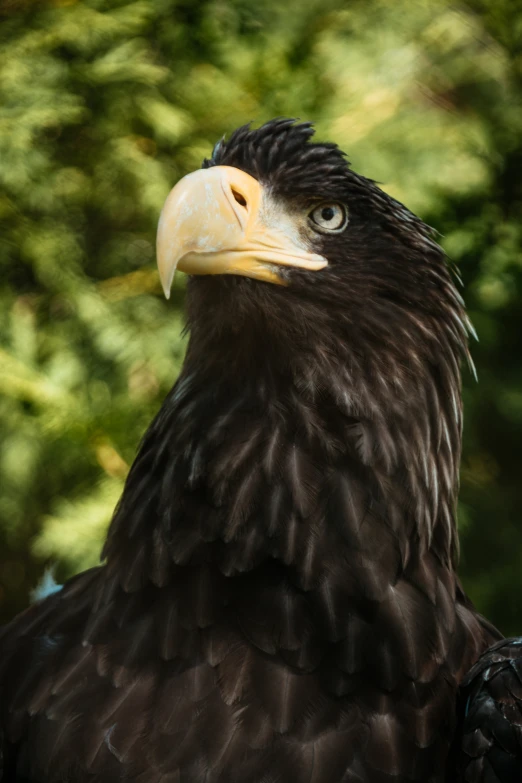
[{"left": 157, "top": 119, "right": 472, "bottom": 385}]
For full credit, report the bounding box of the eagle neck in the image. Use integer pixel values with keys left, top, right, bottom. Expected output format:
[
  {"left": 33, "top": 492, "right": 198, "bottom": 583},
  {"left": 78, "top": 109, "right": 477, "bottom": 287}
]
[{"left": 103, "top": 310, "right": 463, "bottom": 590}]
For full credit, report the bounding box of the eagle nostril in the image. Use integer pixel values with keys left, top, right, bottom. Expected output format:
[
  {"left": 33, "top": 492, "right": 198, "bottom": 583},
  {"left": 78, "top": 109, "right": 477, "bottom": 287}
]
[{"left": 231, "top": 188, "right": 247, "bottom": 207}]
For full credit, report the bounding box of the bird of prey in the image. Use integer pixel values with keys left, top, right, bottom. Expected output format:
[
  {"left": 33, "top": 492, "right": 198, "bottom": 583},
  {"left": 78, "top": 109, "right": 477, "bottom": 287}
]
[{"left": 1, "top": 119, "right": 521, "bottom": 783}]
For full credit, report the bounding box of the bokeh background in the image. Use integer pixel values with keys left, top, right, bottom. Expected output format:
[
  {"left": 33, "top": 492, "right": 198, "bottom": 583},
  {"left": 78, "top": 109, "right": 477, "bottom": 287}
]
[{"left": 1, "top": 0, "right": 521, "bottom": 632}]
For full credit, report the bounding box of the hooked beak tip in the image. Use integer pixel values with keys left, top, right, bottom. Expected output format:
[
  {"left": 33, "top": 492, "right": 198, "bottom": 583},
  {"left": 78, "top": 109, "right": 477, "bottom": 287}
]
[{"left": 160, "top": 267, "right": 174, "bottom": 300}]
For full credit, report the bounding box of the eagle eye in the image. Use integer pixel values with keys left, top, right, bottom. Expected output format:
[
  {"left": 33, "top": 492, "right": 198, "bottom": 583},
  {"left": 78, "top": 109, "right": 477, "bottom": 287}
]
[{"left": 309, "top": 203, "right": 347, "bottom": 233}]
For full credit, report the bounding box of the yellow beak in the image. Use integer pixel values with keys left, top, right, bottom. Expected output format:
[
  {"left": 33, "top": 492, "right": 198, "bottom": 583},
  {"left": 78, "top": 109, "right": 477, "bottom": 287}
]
[{"left": 156, "top": 165, "right": 327, "bottom": 298}]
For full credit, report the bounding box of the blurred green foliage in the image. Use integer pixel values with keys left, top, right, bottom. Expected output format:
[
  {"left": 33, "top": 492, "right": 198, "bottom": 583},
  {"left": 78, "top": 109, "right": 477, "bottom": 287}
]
[{"left": 0, "top": 0, "right": 521, "bottom": 633}]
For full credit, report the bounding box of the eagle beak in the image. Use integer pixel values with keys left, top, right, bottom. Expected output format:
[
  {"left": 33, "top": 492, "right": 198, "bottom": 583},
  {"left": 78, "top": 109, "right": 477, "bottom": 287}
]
[{"left": 156, "top": 165, "right": 327, "bottom": 298}]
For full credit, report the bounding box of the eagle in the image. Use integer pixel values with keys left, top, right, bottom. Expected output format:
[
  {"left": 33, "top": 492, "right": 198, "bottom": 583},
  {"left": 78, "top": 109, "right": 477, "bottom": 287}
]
[{"left": 1, "top": 118, "right": 521, "bottom": 783}]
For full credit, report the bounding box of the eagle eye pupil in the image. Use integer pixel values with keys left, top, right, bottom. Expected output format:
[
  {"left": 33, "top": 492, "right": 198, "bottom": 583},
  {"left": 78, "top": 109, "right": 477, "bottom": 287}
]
[{"left": 322, "top": 207, "right": 335, "bottom": 221}]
